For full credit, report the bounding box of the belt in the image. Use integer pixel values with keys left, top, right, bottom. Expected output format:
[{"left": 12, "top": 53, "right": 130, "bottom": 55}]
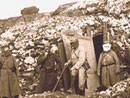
[
  {"left": 41, "top": 67, "right": 56, "bottom": 73},
  {"left": 46, "top": 69, "right": 56, "bottom": 73},
  {"left": 102, "top": 63, "right": 115, "bottom": 67}
]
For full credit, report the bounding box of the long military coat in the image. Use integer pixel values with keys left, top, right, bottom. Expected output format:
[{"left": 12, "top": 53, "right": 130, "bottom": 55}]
[
  {"left": 0, "top": 51, "right": 21, "bottom": 97},
  {"left": 37, "top": 51, "right": 62, "bottom": 93},
  {"left": 97, "top": 50, "right": 120, "bottom": 87}
]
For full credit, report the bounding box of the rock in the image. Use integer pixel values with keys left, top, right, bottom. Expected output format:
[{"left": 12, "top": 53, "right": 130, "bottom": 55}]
[
  {"left": 23, "top": 91, "right": 85, "bottom": 98},
  {"left": 21, "top": 6, "right": 39, "bottom": 15}
]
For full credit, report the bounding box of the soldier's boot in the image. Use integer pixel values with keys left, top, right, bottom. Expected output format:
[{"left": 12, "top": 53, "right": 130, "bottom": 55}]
[
  {"left": 67, "top": 76, "right": 76, "bottom": 93},
  {"left": 14, "top": 95, "right": 19, "bottom": 98}
]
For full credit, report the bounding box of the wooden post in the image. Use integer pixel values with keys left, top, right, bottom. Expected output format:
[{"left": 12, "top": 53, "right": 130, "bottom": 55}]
[
  {"left": 103, "top": 22, "right": 109, "bottom": 43},
  {"left": 86, "top": 25, "right": 92, "bottom": 37},
  {"left": 57, "top": 41, "right": 70, "bottom": 90}
]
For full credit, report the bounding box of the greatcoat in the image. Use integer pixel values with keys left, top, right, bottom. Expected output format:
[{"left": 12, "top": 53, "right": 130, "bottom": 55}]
[
  {"left": 37, "top": 51, "right": 62, "bottom": 93},
  {"left": 97, "top": 50, "right": 120, "bottom": 87},
  {"left": 0, "top": 51, "right": 21, "bottom": 97}
]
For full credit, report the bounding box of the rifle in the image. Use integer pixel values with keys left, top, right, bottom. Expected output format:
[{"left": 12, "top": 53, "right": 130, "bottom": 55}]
[{"left": 52, "top": 60, "right": 71, "bottom": 92}]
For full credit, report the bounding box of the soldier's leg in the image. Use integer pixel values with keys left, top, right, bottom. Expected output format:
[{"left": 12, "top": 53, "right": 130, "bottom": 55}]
[
  {"left": 78, "top": 67, "right": 86, "bottom": 96},
  {"left": 37, "top": 69, "right": 47, "bottom": 93},
  {"left": 67, "top": 69, "right": 78, "bottom": 93},
  {"left": 47, "top": 71, "right": 57, "bottom": 91}
]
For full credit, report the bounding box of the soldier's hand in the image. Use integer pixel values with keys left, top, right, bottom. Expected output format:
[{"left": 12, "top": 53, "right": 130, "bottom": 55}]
[
  {"left": 71, "top": 67, "right": 78, "bottom": 71},
  {"left": 64, "top": 63, "right": 68, "bottom": 67},
  {"left": 57, "top": 76, "right": 60, "bottom": 80},
  {"left": 70, "top": 67, "right": 74, "bottom": 71},
  {"left": 64, "top": 60, "right": 71, "bottom": 67},
  {"left": 45, "top": 52, "right": 48, "bottom": 57}
]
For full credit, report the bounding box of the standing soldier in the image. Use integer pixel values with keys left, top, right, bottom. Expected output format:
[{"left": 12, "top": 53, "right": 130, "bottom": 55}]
[
  {"left": 0, "top": 45, "right": 21, "bottom": 98},
  {"left": 65, "top": 35, "right": 88, "bottom": 95},
  {"left": 37, "top": 41, "right": 62, "bottom": 93},
  {"left": 97, "top": 41, "right": 120, "bottom": 87}
]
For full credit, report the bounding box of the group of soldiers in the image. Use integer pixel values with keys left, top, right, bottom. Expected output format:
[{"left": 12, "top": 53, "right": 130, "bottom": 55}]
[
  {"left": 36, "top": 33, "right": 120, "bottom": 96},
  {"left": 0, "top": 32, "right": 120, "bottom": 98}
]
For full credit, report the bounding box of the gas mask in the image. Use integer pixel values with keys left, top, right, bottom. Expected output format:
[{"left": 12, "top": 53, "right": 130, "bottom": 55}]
[
  {"left": 70, "top": 41, "right": 79, "bottom": 49},
  {"left": 70, "top": 36, "right": 79, "bottom": 50}
]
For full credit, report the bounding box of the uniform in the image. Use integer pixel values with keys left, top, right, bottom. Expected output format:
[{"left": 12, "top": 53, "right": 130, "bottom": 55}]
[
  {"left": 97, "top": 50, "right": 120, "bottom": 87},
  {"left": 68, "top": 46, "right": 87, "bottom": 95},
  {"left": 71, "top": 47, "right": 86, "bottom": 90},
  {"left": 37, "top": 51, "right": 62, "bottom": 93},
  {"left": 0, "top": 51, "right": 21, "bottom": 98}
]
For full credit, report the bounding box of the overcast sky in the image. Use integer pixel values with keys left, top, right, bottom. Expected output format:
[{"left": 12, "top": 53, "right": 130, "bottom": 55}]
[{"left": 0, "top": 0, "right": 78, "bottom": 19}]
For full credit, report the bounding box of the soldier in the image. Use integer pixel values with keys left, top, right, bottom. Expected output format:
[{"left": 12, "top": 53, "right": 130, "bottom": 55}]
[
  {"left": 0, "top": 45, "right": 21, "bottom": 98},
  {"left": 65, "top": 35, "right": 88, "bottom": 95},
  {"left": 97, "top": 41, "right": 120, "bottom": 87},
  {"left": 36, "top": 41, "right": 62, "bottom": 93}
]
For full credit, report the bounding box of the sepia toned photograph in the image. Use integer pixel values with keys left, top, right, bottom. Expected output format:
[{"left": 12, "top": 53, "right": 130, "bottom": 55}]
[{"left": 0, "top": 0, "right": 130, "bottom": 98}]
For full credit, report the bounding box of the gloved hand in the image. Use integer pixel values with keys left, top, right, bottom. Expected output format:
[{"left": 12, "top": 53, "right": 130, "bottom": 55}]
[
  {"left": 64, "top": 63, "right": 68, "bottom": 67},
  {"left": 70, "top": 66, "right": 78, "bottom": 71},
  {"left": 70, "top": 67, "right": 75, "bottom": 71},
  {"left": 64, "top": 60, "right": 71, "bottom": 67},
  {"left": 57, "top": 76, "right": 60, "bottom": 80}
]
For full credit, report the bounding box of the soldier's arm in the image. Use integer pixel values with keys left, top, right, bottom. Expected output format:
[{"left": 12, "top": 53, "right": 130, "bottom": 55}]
[
  {"left": 37, "top": 53, "right": 46, "bottom": 65},
  {"left": 53, "top": 53, "right": 62, "bottom": 75},
  {"left": 64, "top": 60, "right": 72, "bottom": 67},
  {"left": 112, "top": 50, "right": 120, "bottom": 73},
  {"left": 13, "top": 56, "right": 20, "bottom": 76},
  {"left": 73, "top": 49, "right": 85, "bottom": 70}
]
